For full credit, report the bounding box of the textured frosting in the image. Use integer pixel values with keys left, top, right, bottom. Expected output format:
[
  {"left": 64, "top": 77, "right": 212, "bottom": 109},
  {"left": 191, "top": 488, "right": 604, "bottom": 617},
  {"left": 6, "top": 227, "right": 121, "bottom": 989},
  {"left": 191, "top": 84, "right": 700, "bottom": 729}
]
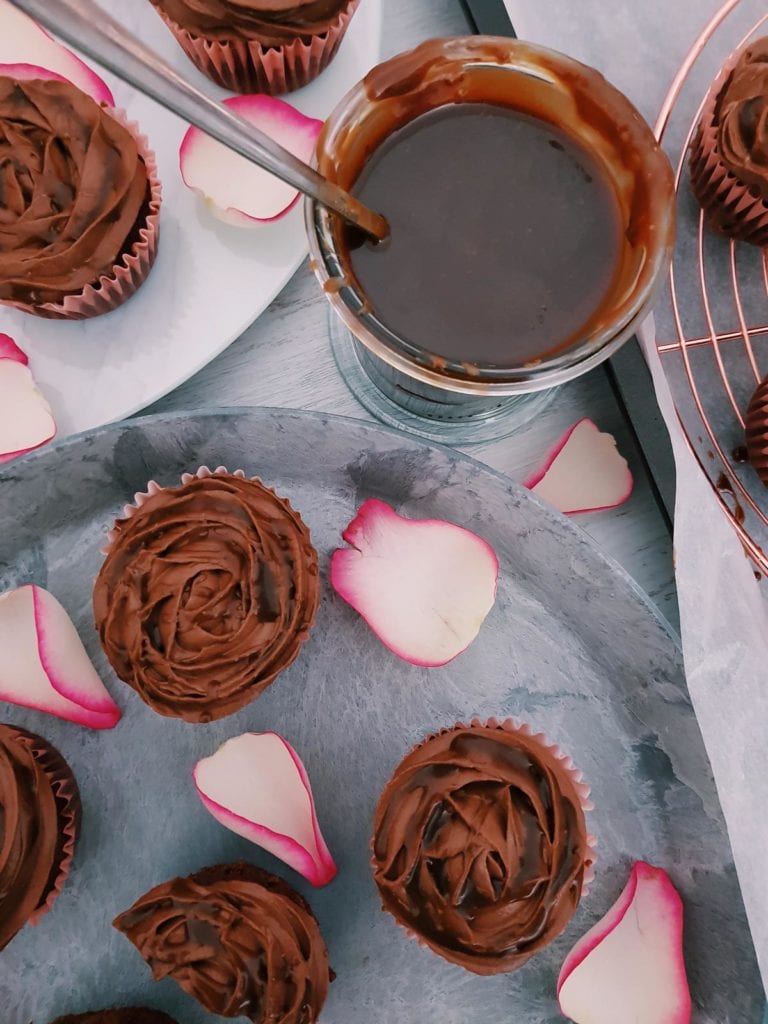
[
  {"left": 0, "top": 76, "right": 149, "bottom": 306},
  {"left": 150, "top": 0, "right": 349, "bottom": 43},
  {"left": 0, "top": 724, "right": 78, "bottom": 951},
  {"left": 372, "top": 722, "right": 591, "bottom": 975},
  {"left": 50, "top": 1011, "right": 178, "bottom": 1024},
  {"left": 746, "top": 376, "right": 768, "bottom": 485},
  {"left": 114, "top": 864, "right": 330, "bottom": 1024},
  {"left": 93, "top": 472, "right": 319, "bottom": 723},
  {"left": 716, "top": 39, "right": 768, "bottom": 197}
]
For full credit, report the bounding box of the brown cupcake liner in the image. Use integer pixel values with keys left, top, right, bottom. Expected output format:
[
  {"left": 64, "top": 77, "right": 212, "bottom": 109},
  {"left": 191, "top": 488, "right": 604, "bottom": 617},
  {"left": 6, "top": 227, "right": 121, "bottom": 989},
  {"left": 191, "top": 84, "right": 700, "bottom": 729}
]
[
  {"left": 152, "top": 0, "right": 360, "bottom": 95},
  {"left": 6, "top": 108, "right": 162, "bottom": 320},
  {"left": 5, "top": 725, "right": 81, "bottom": 925},
  {"left": 372, "top": 717, "right": 597, "bottom": 966},
  {"left": 745, "top": 376, "right": 768, "bottom": 485},
  {"left": 690, "top": 47, "right": 768, "bottom": 246}
]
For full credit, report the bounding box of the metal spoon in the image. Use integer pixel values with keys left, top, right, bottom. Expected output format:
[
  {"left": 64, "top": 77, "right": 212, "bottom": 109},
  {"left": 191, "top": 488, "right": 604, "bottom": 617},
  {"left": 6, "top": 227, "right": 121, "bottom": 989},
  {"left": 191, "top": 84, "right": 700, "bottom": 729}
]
[{"left": 9, "top": 0, "right": 389, "bottom": 241}]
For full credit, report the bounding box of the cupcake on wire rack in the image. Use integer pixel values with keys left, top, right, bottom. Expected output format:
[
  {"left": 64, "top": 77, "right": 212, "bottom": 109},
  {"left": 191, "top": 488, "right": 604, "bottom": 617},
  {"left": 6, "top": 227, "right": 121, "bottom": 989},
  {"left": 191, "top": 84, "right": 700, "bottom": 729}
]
[
  {"left": 690, "top": 37, "right": 768, "bottom": 245},
  {"left": 148, "top": 0, "right": 361, "bottom": 95},
  {"left": 371, "top": 718, "right": 595, "bottom": 975}
]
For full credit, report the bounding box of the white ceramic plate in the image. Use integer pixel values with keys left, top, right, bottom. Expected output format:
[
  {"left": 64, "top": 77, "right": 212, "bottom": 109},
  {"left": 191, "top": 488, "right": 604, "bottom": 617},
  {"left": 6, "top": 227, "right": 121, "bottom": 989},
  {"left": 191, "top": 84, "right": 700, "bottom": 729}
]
[{"left": 0, "top": 0, "right": 382, "bottom": 436}]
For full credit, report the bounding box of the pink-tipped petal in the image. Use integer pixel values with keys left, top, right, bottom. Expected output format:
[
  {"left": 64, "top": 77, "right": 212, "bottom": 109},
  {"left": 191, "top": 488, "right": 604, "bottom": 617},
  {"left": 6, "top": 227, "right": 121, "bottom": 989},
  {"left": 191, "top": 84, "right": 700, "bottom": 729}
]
[
  {"left": 0, "top": 333, "right": 28, "bottom": 364},
  {"left": 194, "top": 732, "right": 336, "bottom": 887},
  {"left": 179, "top": 94, "right": 322, "bottom": 225},
  {"left": 0, "top": 0, "right": 114, "bottom": 104},
  {"left": 330, "top": 499, "right": 499, "bottom": 667},
  {"left": 0, "top": 585, "right": 121, "bottom": 729},
  {"left": 557, "top": 861, "right": 692, "bottom": 1024},
  {"left": 525, "top": 419, "right": 634, "bottom": 515},
  {"left": 0, "top": 356, "right": 56, "bottom": 463}
]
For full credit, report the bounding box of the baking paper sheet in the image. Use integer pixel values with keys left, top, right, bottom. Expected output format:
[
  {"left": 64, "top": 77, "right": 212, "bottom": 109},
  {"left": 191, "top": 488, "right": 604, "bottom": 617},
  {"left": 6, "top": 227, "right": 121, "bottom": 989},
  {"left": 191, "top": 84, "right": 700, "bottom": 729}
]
[{"left": 640, "top": 318, "right": 768, "bottom": 992}]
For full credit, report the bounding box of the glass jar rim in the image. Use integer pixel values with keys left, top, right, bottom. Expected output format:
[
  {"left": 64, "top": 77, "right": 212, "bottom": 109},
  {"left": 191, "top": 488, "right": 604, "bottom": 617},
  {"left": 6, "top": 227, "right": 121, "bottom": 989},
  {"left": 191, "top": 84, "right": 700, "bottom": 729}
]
[{"left": 307, "top": 36, "right": 676, "bottom": 396}]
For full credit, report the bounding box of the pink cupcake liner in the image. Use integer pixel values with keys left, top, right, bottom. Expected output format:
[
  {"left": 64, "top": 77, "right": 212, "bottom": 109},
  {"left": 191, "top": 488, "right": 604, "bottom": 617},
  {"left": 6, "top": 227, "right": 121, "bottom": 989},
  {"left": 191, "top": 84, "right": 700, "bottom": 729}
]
[
  {"left": 372, "top": 717, "right": 597, "bottom": 969},
  {"left": 690, "top": 46, "right": 768, "bottom": 246},
  {"left": 152, "top": 0, "right": 360, "bottom": 95},
  {"left": 6, "top": 725, "right": 81, "bottom": 925},
  {"left": 6, "top": 107, "right": 162, "bottom": 321}
]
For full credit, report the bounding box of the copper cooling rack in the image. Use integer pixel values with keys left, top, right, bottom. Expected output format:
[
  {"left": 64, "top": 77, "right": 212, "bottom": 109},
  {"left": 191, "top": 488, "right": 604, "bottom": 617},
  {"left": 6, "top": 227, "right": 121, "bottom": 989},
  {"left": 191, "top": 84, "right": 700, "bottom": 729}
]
[{"left": 655, "top": 0, "right": 768, "bottom": 573}]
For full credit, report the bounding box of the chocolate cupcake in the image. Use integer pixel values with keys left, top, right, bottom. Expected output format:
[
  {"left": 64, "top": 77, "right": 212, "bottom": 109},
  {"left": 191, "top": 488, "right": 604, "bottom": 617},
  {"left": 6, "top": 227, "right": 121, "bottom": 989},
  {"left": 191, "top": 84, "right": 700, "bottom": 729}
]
[
  {"left": 0, "top": 74, "right": 161, "bottom": 319},
  {"left": 93, "top": 467, "right": 320, "bottom": 723},
  {"left": 690, "top": 38, "right": 768, "bottom": 245},
  {"left": 0, "top": 723, "right": 81, "bottom": 950},
  {"left": 745, "top": 375, "right": 768, "bottom": 484},
  {"left": 372, "top": 719, "right": 594, "bottom": 975},
  {"left": 148, "top": 0, "right": 360, "bottom": 95},
  {"left": 114, "top": 862, "right": 331, "bottom": 1024},
  {"left": 50, "top": 1011, "right": 178, "bottom": 1024}
]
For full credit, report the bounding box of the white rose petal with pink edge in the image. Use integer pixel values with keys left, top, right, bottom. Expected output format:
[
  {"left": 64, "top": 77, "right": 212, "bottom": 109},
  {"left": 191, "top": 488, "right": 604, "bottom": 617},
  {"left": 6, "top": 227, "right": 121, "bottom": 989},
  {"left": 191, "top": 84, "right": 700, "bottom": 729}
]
[
  {"left": 558, "top": 861, "right": 692, "bottom": 1024},
  {"left": 0, "top": 334, "right": 55, "bottom": 463},
  {"left": 0, "top": 584, "right": 121, "bottom": 729},
  {"left": 179, "top": 95, "right": 323, "bottom": 226},
  {"left": 330, "top": 499, "right": 499, "bottom": 667},
  {"left": 525, "top": 418, "right": 633, "bottom": 515},
  {"left": 0, "top": 0, "right": 114, "bottom": 104},
  {"left": 194, "top": 732, "right": 337, "bottom": 887}
]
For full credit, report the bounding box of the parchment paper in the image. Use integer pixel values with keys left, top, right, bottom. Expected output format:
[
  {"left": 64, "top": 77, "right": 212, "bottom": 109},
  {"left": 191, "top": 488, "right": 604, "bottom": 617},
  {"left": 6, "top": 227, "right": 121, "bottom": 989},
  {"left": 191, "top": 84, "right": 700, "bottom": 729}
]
[{"left": 640, "top": 318, "right": 768, "bottom": 991}]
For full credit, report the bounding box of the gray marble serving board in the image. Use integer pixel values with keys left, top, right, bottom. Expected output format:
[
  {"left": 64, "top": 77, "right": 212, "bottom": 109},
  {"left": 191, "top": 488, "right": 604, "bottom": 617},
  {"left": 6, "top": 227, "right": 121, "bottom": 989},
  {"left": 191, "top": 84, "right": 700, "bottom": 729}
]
[{"left": 0, "top": 408, "right": 760, "bottom": 1023}]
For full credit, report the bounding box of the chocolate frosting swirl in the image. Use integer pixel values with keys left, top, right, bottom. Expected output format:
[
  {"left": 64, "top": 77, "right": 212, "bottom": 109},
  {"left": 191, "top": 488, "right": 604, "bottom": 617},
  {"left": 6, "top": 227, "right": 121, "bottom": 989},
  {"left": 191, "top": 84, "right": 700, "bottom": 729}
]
[
  {"left": 716, "top": 39, "right": 768, "bottom": 197},
  {"left": 150, "top": 0, "right": 349, "bottom": 43},
  {"left": 372, "top": 722, "right": 591, "bottom": 975},
  {"left": 114, "top": 864, "right": 330, "bottom": 1024},
  {"left": 50, "top": 1011, "right": 178, "bottom": 1024},
  {"left": 0, "top": 724, "right": 79, "bottom": 951},
  {"left": 93, "top": 472, "right": 319, "bottom": 723},
  {"left": 0, "top": 76, "right": 149, "bottom": 306}
]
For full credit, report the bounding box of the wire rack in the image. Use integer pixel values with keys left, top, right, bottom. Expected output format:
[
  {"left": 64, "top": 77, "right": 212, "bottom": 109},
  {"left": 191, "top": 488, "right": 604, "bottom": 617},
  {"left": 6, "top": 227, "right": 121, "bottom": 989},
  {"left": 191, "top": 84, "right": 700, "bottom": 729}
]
[{"left": 655, "top": 0, "right": 768, "bottom": 574}]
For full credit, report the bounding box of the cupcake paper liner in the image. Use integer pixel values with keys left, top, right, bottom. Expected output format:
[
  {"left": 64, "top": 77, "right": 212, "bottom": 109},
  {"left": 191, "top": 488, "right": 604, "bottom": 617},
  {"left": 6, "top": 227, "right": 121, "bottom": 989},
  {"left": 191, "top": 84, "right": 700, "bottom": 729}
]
[
  {"left": 372, "top": 717, "right": 597, "bottom": 964},
  {"left": 7, "top": 107, "right": 162, "bottom": 321},
  {"left": 152, "top": 0, "right": 360, "bottom": 95},
  {"left": 5, "top": 725, "right": 81, "bottom": 925},
  {"left": 690, "top": 47, "right": 768, "bottom": 246},
  {"left": 97, "top": 466, "right": 320, "bottom": 721}
]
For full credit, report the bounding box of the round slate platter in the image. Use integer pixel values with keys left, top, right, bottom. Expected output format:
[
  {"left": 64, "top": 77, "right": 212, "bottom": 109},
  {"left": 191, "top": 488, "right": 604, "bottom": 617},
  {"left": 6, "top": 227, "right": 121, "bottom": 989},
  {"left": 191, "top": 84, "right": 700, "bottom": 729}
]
[{"left": 0, "top": 408, "right": 761, "bottom": 1023}]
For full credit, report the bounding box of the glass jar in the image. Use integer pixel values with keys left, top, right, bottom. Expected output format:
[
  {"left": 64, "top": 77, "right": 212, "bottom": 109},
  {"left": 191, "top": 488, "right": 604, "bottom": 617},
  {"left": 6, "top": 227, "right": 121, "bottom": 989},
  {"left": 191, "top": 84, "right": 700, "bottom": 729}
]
[{"left": 306, "top": 37, "right": 676, "bottom": 443}]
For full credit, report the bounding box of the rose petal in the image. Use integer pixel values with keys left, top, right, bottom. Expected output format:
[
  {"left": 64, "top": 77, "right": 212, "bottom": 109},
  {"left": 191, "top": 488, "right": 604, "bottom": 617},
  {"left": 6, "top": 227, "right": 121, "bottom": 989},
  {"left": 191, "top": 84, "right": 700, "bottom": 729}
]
[
  {"left": 0, "top": 333, "right": 28, "bottom": 364},
  {"left": 557, "top": 861, "right": 692, "bottom": 1024},
  {"left": 330, "top": 499, "right": 499, "bottom": 666},
  {"left": 0, "top": 0, "right": 114, "bottom": 104},
  {"left": 525, "top": 419, "right": 634, "bottom": 515},
  {"left": 179, "top": 94, "right": 323, "bottom": 226},
  {"left": 194, "top": 732, "right": 336, "bottom": 887},
  {"left": 0, "top": 352, "right": 56, "bottom": 463},
  {"left": 0, "top": 584, "right": 121, "bottom": 729}
]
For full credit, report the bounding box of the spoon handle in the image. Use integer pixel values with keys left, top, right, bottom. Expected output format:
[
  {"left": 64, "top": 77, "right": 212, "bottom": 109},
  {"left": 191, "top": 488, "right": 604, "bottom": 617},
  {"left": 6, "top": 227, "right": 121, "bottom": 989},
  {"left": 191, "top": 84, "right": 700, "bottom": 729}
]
[{"left": 9, "top": 0, "right": 388, "bottom": 239}]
